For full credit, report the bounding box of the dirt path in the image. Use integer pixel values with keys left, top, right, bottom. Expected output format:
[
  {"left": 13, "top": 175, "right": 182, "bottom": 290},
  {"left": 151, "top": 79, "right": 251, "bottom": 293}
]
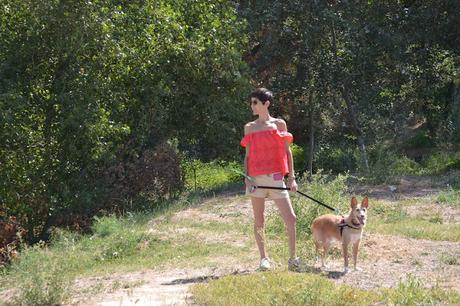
[
  {"left": 70, "top": 194, "right": 255, "bottom": 306},
  {"left": 71, "top": 232, "right": 459, "bottom": 306},
  {"left": 352, "top": 176, "right": 446, "bottom": 200},
  {"left": 66, "top": 179, "right": 460, "bottom": 305},
  {"left": 72, "top": 194, "right": 460, "bottom": 305},
  {"left": 319, "top": 233, "right": 460, "bottom": 291},
  {"left": 71, "top": 267, "right": 252, "bottom": 306}
]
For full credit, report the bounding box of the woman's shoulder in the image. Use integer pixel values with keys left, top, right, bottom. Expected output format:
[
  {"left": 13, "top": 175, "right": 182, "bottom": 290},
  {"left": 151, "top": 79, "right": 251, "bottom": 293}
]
[
  {"left": 244, "top": 121, "right": 258, "bottom": 135},
  {"left": 273, "top": 118, "right": 287, "bottom": 131}
]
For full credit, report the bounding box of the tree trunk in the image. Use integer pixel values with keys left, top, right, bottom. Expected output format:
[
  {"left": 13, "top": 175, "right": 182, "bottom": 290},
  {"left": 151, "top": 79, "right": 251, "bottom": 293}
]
[
  {"left": 308, "top": 96, "right": 315, "bottom": 178},
  {"left": 357, "top": 135, "right": 370, "bottom": 172},
  {"left": 448, "top": 79, "right": 460, "bottom": 140},
  {"left": 341, "top": 86, "right": 370, "bottom": 173},
  {"left": 330, "top": 17, "right": 369, "bottom": 173}
]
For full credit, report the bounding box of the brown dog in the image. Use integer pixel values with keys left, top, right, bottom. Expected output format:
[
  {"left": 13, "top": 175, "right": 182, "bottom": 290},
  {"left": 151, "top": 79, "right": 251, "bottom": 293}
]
[{"left": 311, "top": 196, "right": 368, "bottom": 273}]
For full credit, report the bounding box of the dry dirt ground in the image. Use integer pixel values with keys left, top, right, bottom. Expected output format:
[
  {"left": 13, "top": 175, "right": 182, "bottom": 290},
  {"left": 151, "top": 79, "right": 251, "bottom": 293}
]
[{"left": 68, "top": 181, "right": 460, "bottom": 306}]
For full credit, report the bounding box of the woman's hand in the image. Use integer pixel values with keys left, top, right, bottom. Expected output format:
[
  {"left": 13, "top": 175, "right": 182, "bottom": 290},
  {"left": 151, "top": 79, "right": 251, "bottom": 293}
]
[
  {"left": 288, "top": 177, "right": 298, "bottom": 192},
  {"left": 245, "top": 176, "right": 257, "bottom": 193}
]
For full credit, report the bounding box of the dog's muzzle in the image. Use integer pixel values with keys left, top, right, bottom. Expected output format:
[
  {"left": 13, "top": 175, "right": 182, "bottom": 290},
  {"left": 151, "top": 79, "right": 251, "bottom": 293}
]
[{"left": 358, "top": 215, "right": 366, "bottom": 225}]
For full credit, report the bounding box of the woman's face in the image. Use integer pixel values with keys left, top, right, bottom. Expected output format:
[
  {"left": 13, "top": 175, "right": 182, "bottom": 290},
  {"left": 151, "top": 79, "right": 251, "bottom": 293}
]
[{"left": 250, "top": 97, "right": 268, "bottom": 115}]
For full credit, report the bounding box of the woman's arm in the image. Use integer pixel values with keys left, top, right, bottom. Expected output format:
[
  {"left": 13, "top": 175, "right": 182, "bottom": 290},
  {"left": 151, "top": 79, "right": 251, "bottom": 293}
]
[
  {"left": 276, "top": 119, "right": 298, "bottom": 191},
  {"left": 243, "top": 123, "right": 255, "bottom": 189}
]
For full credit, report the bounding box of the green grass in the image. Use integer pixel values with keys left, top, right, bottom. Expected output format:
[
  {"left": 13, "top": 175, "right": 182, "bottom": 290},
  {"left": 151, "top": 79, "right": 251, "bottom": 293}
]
[
  {"left": 5, "top": 245, "right": 72, "bottom": 306},
  {"left": 435, "top": 188, "right": 460, "bottom": 207},
  {"left": 2, "top": 168, "right": 460, "bottom": 305},
  {"left": 182, "top": 159, "right": 242, "bottom": 192},
  {"left": 440, "top": 253, "right": 460, "bottom": 265},
  {"left": 367, "top": 219, "right": 460, "bottom": 241},
  {"left": 0, "top": 193, "right": 252, "bottom": 305},
  {"left": 1, "top": 226, "right": 233, "bottom": 305},
  {"left": 192, "top": 272, "right": 460, "bottom": 306},
  {"left": 366, "top": 198, "right": 460, "bottom": 241},
  {"left": 423, "top": 151, "right": 460, "bottom": 174},
  {"left": 365, "top": 148, "right": 460, "bottom": 184},
  {"left": 267, "top": 172, "right": 352, "bottom": 239}
]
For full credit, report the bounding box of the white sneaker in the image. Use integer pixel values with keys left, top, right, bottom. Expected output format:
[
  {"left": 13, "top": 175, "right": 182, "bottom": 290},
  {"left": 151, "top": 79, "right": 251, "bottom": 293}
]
[{"left": 259, "top": 257, "right": 271, "bottom": 271}]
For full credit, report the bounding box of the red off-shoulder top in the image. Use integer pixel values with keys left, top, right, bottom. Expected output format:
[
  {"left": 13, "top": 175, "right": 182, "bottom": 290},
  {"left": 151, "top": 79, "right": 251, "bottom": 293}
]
[{"left": 240, "top": 129, "right": 293, "bottom": 177}]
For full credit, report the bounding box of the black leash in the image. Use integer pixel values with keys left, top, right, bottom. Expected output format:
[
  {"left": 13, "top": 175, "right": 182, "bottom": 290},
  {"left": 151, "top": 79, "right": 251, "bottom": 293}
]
[
  {"left": 253, "top": 185, "right": 337, "bottom": 212},
  {"left": 232, "top": 169, "right": 337, "bottom": 212}
]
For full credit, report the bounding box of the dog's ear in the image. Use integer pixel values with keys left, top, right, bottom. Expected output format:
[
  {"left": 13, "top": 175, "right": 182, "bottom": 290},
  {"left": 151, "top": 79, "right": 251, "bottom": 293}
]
[
  {"left": 362, "top": 196, "right": 369, "bottom": 208},
  {"left": 351, "top": 196, "right": 358, "bottom": 208}
]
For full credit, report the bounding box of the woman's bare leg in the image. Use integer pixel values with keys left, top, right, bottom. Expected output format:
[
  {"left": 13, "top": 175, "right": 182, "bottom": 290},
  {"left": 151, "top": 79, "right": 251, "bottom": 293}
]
[
  {"left": 273, "top": 197, "right": 297, "bottom": 258},
  {"left": 251, "top": 197, "right": 267, "bottom": 259}
]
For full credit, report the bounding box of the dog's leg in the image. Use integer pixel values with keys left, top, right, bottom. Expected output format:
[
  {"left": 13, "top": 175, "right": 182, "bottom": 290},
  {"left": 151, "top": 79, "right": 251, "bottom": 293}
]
[
  {"left": 321, "top": 242, "right": 330, "bottom": 269},
  {"left": 315, "top": 240, "right": 329, "bottom": 269},
  {"left": 342, "top": 240, "right": 350, "bottom": 273},
  {"left": 314, "top": 240, "right": 322, "bottom": 267},
  {"left": 352, "top": 240, "right": 362, "bottom": 271}
]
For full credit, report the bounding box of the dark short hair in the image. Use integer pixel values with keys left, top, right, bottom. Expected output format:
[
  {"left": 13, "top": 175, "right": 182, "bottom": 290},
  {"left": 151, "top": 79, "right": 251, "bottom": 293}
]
[{"left": 250, "top": 88, "right": 273, "bottom": 104}]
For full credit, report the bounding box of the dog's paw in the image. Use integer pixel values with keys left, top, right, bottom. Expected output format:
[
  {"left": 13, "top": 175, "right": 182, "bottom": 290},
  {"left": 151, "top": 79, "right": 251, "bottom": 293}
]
[
  {"left": 353, "top": 267, "right": 363, "bottom": 272},
  {"left": 343, "top": 267, "right": 349, "bottom": 274}
]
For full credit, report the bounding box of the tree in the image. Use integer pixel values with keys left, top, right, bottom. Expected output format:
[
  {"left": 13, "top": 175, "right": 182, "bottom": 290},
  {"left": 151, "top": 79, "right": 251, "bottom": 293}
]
[
  {"left": 239, "top": 0, "right": 460, "bottom": 174},
  {"left": 0, "top": 0, "right": 250, "bottom": 242}
]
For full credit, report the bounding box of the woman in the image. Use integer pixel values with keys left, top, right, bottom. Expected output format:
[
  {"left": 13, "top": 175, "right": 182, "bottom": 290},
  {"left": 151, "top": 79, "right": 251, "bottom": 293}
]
[{"left": 240, "top": 88, "right": 301, "bottom": 271}]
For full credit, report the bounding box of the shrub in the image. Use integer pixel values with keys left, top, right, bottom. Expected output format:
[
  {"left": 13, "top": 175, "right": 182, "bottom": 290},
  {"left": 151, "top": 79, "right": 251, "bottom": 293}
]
[
  {"left": 9, "top": 244, "right": 72, "bottom": 306},
  {"left": 182, "top": 160, "right": 241, "bottom": 192},
  {"left": 391, "top": 156, "right": 423, "bottom": 175},
  {"left": 315, "top": 145, "right": 357, "bottom": 174},
  {"left": 100, "top": 142, "right": 184, "bottom": 208},
  {"left": 290, "top": 143, "right": 307, "bottom": 174},
  {"left": 0, "top": 216, "right": 26, "bottom": 266},
  {"left": 407, "top": 131, "right": 435, "bottom": 148},
  {"left": 1, "top": 141, "right": 185, "bottom": 244},
  {"left": 267, "top": 171, "right": 350, "bottom": 238},
  {"left": 436, "top": 188, "right": 460, "bottom": 207},
  {"left": 366, "top": 145, "right": 423, "bottom": 182},
  {"left": 423, "top": 151, "right": 460, "bottom": 174},
  {"left": 89, "top": 215, "right": 150, "bottom": 261}
]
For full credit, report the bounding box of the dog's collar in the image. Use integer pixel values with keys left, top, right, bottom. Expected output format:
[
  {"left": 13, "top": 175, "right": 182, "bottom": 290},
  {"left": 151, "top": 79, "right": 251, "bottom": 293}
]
[
  {"left": 351, "top": 219, "right": 362, "bottom": 228},
  {"left": 338, "top": 217, "right": 362, "bottom": 236}
]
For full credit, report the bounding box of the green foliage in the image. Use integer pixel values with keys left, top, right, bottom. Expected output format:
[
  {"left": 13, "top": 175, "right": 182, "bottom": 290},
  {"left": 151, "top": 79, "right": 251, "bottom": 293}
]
[
  {"left": 366, "top": 145, "right": 423, "bottom": 182},
  {"left": 373, "top": 219, "right": 460, "bottom": 241},
  {"left": 0, "top": 0, "right": 249, "bottom": 242},
  {"left": 436, "top": 188, "right": 460, "bottom": 208},
  {"left": 0, "top": 197, "right": 251, "bottom": 304},
  {"left": 363, "top": 145, "right": 460, "bottom": 183},
  {"left": 89, "top": 217, "right": 151, "bottom": 262},
  {"left": 91, "top": 216, "right": 123, "bottom": 238},
  {"left": 367, "top": 202, "right": 460, "bottom": 242},
  {"left": 390, "top": 156, "right": 423, "bottom": 175},
  {"left": 290, "top": 143, "right": 307, "bottom": 173},
  {"left": 423, "top": 151, "right": 460, "bottom": 174},
  {"left": 2, "top": 0, "right": 460, "bottom": 248},
  {"left": 315, "top": 145, "right": 357, "bottom": 174},
  {"left": 193, "top": 272, "right": 375, "bottom": 306},
  {"left": 370, "top": 200, "right": 408, "bottom": 223},
  {"left": 8, "top": 244, "right": 72, "bottom": 306},
  {"left": 242, "top": 0, "right": 460, "bottom": 177},
  {"left": 267, "top": 172, "right": 350, "bottom": 238},
  {"left": 192, "top": 272, "right": 460, "bottom": 306},
  {"left": 380, "top": 275, "right": 459, "bottom": 306},
  {"left": 182, "top": 160, "right": 242, "bottom": 192},
  {"left": 407, "top": 131, "right": 435, "bottom": 148}
]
